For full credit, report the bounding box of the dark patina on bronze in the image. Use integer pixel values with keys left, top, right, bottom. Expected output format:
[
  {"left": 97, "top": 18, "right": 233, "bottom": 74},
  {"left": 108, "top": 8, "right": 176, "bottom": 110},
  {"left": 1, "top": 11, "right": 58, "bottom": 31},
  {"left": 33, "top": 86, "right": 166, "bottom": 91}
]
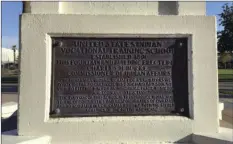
[{"left": 50, "top": 37, "right": 189, "bottom": 117}]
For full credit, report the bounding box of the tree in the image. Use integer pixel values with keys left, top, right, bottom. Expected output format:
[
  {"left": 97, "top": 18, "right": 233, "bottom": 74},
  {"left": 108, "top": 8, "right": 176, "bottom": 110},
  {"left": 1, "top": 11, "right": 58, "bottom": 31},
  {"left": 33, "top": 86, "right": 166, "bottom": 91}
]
[
  {"left": 219, "top": 52, "right": 232, "bottom": 68},
  {"left": 16, "top": 55, "right": 19, "bottom": 63},
  {"left": 217, "top": 2, "right": 233, "bottom": 53}
]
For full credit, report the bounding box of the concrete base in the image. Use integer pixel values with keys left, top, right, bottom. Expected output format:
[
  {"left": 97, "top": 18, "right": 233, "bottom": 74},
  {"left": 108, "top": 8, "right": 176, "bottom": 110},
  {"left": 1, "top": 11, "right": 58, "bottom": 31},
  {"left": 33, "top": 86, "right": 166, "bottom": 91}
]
[
  {"left": 2, "top": 130, "right": 51, "bottom": 144},
  {"left": 219, "top": 102, "right": 224, "bottom": 120},
  {"left": 2, "top": 102, "right": 18, "bottom": 119},
  {"left": 2, "top": 127, "right": 232, "bottom": 144},
  {"left": 193, "top": 127, "right": 233, "bottom": 144},
  {"left": 2, "top": 102, "right": 18, "bottom": 132}
]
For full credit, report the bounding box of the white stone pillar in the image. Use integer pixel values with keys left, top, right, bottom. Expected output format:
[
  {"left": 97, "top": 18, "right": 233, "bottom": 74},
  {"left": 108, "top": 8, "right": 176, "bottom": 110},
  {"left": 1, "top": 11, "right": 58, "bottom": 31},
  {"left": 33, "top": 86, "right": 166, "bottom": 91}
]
[
  {"left": 23, "top": 2, "right": 60, "bottom": 14},
  {"left": 178, "top": 2, "right": 206, "bottom": 15},
  {"left": 59, "top": 2, "right": 159, "bottom": 15}
]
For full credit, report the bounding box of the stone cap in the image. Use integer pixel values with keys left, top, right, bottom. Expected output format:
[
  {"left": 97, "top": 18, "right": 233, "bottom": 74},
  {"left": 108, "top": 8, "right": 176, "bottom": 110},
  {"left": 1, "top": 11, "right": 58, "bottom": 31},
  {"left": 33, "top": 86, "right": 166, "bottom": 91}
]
[{"left": 23, "top": 1, "right": 206, "bottom": 15}]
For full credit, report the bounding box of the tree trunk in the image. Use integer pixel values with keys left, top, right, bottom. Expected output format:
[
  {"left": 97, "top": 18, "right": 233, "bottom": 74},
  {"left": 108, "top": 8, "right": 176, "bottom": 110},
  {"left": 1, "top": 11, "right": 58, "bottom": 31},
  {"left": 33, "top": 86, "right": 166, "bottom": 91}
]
[{"left": 13, "top": 49, "right": 16, "bottom": 64}]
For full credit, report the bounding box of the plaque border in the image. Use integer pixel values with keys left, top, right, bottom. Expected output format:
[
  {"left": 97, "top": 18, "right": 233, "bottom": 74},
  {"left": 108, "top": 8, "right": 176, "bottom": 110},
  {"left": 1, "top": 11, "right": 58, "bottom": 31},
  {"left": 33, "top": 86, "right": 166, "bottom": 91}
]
[{"left": 49, "top": 37, "right": 190, "bottom": 118}]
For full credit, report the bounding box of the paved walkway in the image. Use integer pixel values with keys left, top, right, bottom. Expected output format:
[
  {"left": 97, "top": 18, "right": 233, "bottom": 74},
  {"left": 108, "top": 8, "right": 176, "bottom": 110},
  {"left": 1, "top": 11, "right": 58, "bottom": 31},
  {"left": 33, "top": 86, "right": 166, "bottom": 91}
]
[
  {"left": 1, "top": 84, "right": 18, "bottom": 93},
  {"left": 220, "top": 120, "right": 233, "bottom": 129},
  {"left": 2, "top": 93, "right": 18, "bottom": 103}
]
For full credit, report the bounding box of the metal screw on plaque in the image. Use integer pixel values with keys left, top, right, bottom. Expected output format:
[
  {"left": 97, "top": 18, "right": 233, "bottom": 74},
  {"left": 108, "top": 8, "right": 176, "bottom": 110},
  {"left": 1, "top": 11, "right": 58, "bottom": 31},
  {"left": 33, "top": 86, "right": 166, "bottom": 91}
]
[
  {"left": 179, "top": 42, "right": 183, "bottom": 47},
  {"left": 180, "top": 108, "right": 184, "bottom": 113},
  {"left": 54, "top": 108, "right": 60, "bottom": 115},
  {"left": 52, "top": 40, "right": 63, "bottom": 47},
  {"left": 58, "top": 41, "right": 63, "bottom": 47}
]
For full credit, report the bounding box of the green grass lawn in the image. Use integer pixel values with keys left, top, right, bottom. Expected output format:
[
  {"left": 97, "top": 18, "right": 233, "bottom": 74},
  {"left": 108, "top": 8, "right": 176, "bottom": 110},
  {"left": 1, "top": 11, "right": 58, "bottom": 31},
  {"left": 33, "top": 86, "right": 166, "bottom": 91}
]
[
  {"left": 218, "top": 69, "right": 233, "bottom": 80},
  {"left": 219, "top": 91, "right": 233, "bottom": 95},
  {"left": 219, "top": 69, "right": 233, "bottom": 75}
]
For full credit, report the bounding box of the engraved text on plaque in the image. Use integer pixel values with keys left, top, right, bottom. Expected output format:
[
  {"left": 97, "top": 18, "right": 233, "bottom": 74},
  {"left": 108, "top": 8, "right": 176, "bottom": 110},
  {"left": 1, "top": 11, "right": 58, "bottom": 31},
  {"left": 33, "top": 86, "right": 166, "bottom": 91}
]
[{"left": 50, "top": 37, "right": 189, "bottom": 117}]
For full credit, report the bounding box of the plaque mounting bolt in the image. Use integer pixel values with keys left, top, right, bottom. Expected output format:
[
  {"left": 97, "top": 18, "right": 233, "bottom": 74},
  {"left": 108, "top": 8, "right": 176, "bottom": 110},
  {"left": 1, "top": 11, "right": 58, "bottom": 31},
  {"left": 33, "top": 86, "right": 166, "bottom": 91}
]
[
  {"left": 180, "top": 108, "right": 184, "bottom": 112},
  {"left": 54, "top": 108, "right": 60, "bottom": 115},
  {"left": 58, "top": 41, "right": 63, "bottom": 47},
  {"left": 179, "top": 42, "right": 183, "bottom": 47},
  {"left": 52, "top": 40, "right": 63, "bottom": 47}
]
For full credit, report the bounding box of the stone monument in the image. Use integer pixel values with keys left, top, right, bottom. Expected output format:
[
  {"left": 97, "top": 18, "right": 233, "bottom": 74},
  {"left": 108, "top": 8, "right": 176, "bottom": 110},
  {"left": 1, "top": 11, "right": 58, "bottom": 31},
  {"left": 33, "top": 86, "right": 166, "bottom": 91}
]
[{"left": 15, "top": 1, "right": 230, "bottom": 144}]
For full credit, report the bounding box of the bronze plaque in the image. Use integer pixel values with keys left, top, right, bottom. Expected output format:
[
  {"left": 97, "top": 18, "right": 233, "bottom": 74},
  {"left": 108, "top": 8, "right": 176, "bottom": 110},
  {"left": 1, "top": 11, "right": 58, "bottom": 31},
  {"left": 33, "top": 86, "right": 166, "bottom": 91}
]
[{"left": 50, "top": 37, "right": 189, "bottom": 117}]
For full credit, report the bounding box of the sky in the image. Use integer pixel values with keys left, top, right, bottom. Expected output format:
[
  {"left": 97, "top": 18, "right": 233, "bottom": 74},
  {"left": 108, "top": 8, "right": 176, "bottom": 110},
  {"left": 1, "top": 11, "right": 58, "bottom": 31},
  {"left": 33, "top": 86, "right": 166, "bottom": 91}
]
[{"left": 1, "top": 1, "right": 232, "bottom": 48}]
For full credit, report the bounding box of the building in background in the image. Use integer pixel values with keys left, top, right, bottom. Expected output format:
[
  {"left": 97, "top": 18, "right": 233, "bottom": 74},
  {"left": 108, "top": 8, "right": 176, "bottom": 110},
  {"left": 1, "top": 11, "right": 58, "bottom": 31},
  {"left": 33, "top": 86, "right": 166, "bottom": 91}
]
[
  {"left": 1, "top": 47, "right": 19, "bottom": 64},
  {"left": 1, "top": 47, "right": 19, "bottom": 73}
]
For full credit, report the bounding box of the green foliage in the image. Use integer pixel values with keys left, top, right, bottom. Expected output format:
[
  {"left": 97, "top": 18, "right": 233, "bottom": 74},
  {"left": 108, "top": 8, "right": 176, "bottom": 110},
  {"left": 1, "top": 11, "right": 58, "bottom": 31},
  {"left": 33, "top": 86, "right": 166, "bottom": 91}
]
[
  {"left": 218, "top": 2, "right": 233, "bottom": 53},
  {"left": 11, "top": 45, "right": 17, "bottom": 63},
  {"left": 219, "top": 52, "right": 233, "bottom": 63},
  {"left": 11, "top": 45, "right": 16, "bottom": 51}
]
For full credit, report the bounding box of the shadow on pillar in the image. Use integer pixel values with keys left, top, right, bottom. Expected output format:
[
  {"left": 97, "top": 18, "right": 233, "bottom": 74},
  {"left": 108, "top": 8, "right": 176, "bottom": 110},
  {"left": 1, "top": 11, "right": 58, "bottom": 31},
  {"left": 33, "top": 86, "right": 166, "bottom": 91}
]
[{"left": 158, "top": 1, "right": 178, "bottom": 15}]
